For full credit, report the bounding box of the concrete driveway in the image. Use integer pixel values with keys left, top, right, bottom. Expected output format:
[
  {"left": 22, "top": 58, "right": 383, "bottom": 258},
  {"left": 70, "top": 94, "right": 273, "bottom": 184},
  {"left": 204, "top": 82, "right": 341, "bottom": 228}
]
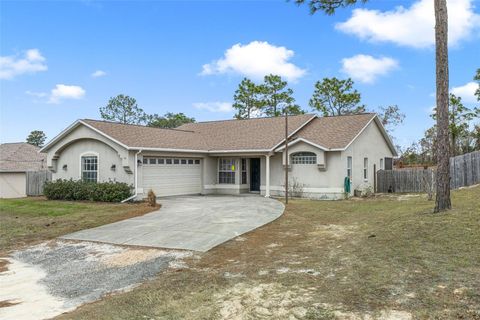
[{"left": 61, "top": 195, "right": 284, "bottom": 252}]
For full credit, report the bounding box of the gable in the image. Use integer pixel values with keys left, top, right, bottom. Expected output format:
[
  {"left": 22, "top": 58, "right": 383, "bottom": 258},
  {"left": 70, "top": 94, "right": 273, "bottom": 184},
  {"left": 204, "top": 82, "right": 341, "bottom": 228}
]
[{"left": 346, "top": 118, "right": 397, "bottom": 157}]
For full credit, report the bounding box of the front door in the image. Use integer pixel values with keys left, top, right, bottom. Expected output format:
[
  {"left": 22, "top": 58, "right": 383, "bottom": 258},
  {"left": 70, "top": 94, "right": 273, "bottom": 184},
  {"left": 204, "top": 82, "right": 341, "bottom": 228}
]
[{"left": 250, "top": 158, "right": 261, "bottom": 192}]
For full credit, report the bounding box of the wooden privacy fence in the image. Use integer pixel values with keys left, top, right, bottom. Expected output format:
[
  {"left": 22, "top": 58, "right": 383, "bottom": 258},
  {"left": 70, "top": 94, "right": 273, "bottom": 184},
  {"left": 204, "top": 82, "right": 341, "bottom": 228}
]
[
  {"left": 26, "top": 170, "right": 52, "bottom": 196},
  {"left": 376, "top": 151, "right": 480, "bottom": 193}
]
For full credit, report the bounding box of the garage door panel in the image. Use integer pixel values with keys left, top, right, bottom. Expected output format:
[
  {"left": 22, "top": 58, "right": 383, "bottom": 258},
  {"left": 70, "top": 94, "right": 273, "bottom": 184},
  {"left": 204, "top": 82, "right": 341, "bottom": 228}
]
[{"left": 142, "top": 159, "right": 202, "bottom": 197}]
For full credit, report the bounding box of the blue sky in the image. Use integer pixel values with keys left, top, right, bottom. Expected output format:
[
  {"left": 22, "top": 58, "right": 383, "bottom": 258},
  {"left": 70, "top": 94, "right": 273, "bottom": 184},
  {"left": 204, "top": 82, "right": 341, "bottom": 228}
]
[{"left": 1, "top": 0, "right": 479, "bottom": 148}]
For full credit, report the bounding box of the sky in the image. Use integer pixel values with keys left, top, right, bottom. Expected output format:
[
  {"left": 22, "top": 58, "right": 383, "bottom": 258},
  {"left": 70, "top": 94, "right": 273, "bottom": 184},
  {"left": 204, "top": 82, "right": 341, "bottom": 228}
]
[{"left": 1, "top": 0, "right": 479, "bottom": 148}]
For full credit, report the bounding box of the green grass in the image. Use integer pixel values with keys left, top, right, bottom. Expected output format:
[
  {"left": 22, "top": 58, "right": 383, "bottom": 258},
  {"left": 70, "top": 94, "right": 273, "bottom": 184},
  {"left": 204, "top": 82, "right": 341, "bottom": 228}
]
[
  {"left": 0, "top": 197, "right": 158, "bottom": 253},
  {"left": 0, "top": 198, "right": 101, "bottom": 217},
  {"left": 43, "top": 187, "right": 480, "bottom": 319}
]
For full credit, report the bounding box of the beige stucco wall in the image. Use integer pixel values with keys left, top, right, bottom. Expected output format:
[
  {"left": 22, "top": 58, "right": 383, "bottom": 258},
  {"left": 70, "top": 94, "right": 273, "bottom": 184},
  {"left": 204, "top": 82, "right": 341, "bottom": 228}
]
[
  {"left": 261, "top": 148, "right": 345, "bottom": 200},
  {"left": 53, "top": 139, "right": 135, "bottom": 185},
  {"left": 257, "top": 120, "right": 394, "bottom": 199},
  {"left": 342, "top": 120, "right": 394, "bottom": 192},
  {"left": 0, "top": 172, "right": 26, "bottom": 198},
  {"left": 46, "top": 125, "right": 133, "bottom": 174},
  {"left": 202, "top": 157, "right": 250, "bottom": 195}
]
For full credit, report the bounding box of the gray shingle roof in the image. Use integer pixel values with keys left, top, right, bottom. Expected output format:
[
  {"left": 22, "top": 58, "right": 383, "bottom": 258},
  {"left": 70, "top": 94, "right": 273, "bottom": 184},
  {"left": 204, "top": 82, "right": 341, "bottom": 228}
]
[
  {"left": 47, "top": 113, "right": 384, "bottom": 153},
  {"left": 0, "top": 143, "right": 46, "bottom": 172},
  {"left": 292, "top": 113, "right": 376, "bottom": 149},
  {"left": 83, "top": 114, "right": 315, "bottom": 151}
]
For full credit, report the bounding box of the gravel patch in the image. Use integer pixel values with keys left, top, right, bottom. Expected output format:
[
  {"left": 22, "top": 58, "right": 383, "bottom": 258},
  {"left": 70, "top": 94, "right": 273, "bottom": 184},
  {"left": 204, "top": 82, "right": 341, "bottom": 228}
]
[{"left": 0, "top": 240, "right": 191, "bottom": 320}]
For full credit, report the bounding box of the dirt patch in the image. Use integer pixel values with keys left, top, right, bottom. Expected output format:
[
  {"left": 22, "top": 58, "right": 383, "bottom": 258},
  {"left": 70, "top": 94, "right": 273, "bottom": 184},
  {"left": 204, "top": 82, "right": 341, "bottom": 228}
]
[
  {"left": 216, "top": 282, "right": 312, "bottom": 320},
  {"left": 1, "top": 240, "right": 191, "bottom": 320},
  {"left": 396, "top": 194, "right": 421, "bottom": 201},
  {"left": 309, "top": 224, "right": 357, "bottom": 238},
  {"left": 101, "top": 249, "right": 172, "bottom": 267},
  {"left": 0, "top": 300, "right": 20, "bottom": 308},
  {"left": 334, "top": 309, "right": 412, "bottom": 320},
  {"left": 0, "top": 259, "right": 9, "bottom": 273}
]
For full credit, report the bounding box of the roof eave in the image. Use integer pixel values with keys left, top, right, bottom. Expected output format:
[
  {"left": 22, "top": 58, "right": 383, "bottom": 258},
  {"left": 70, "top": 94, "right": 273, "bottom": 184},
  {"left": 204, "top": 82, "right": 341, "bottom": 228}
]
[
  {"left": 274, "top": 138, "right": 330, "bottom": 152},
  {"left": 39, "top": 120, "right": 83, "bottom": 152}
]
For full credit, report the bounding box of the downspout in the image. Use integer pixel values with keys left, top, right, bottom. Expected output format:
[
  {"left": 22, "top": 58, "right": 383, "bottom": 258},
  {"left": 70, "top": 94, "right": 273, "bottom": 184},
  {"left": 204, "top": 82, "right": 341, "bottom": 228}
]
[{"left": 121, "top": 149, "right": 142, "bottom": 203}]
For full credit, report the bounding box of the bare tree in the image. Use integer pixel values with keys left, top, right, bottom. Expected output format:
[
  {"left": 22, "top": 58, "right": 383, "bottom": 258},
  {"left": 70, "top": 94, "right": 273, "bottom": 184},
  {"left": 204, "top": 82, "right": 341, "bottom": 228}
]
[{"left": 433, "top": 0, "right": 451, "bottom": 212}]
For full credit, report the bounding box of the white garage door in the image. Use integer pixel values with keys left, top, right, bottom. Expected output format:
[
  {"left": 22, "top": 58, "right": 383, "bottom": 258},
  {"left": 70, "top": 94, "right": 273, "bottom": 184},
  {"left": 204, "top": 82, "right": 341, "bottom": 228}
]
[{"left": 142, "top": 157, "right": 202, "bottom": 197}]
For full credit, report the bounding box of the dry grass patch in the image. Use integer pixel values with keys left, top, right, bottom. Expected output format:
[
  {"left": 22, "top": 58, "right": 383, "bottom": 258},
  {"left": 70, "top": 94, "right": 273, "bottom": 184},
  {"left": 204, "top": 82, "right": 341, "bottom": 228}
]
[{"left": 59, "top": 186, "right": 480, "bottom": 319}]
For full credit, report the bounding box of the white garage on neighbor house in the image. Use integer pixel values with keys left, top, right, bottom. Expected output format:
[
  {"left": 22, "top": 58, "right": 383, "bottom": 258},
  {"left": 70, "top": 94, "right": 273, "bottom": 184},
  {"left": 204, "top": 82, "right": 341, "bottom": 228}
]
[
  {"left": 0, "top": 143, "right": 47, "bottom": 198},
  {"left": 40, "top": 113, "right": 397, "bottom": 200}
]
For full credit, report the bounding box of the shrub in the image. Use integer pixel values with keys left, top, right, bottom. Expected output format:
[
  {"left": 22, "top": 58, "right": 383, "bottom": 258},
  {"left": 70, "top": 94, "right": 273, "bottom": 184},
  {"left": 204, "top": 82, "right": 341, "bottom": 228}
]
[
  {"left": 147, "top": 189, "right": 157, "bottom": 207},
  {"left": 44, "top": 179, "right": 132, "bottom": 202}
]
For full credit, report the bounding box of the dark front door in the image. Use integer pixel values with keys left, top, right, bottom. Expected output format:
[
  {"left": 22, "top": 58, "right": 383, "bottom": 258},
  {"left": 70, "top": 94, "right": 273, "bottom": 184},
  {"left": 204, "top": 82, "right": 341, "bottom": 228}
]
[{"left": 250, "top": 158, "right": 261, "bottom": 192}]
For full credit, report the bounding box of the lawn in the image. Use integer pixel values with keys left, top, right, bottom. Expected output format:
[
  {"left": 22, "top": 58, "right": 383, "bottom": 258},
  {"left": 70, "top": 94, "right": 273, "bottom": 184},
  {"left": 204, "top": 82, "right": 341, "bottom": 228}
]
[
  {"left": 55, "top": 186, "right": 480, "bottom": 320},
  {"left": 0, "top": 197, "right": 158, "bottom": 254}
]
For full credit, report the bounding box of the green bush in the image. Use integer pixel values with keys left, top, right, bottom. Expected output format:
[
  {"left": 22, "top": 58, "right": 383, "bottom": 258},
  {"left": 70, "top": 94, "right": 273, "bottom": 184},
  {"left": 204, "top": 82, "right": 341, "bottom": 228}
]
[{"left": 44, "top": 179, "right": 132, "bottom": 202}]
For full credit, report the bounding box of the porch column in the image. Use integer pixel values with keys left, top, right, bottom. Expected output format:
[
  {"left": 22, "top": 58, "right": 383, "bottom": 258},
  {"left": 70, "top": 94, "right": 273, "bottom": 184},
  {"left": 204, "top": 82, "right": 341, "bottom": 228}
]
[{"left": 265, "top": 154, "right": 271, "bottom": 197}]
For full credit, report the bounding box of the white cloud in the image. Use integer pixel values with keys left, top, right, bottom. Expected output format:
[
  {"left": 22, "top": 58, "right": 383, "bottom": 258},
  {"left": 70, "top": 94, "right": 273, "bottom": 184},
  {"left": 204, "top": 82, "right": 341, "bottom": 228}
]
[
  {"left": 193, "top": 102, "right": 233, "bottom": 113},
  {"left": 451, "top": 82, "right": 479, "bottom": 103},
  {"left": 25, "top": 90, "right": 48, "bottom": 98},
  {"left": 341, "top": 54, "right": 398, "bottom": 83},
  {"left": 201, "top": 41, "right": 306, "bottom": 82},
  {"left": 336, "top": 0, "right": 480, "bottom": 48},
  {"left": 0, "top": 49, "right": 47, "bottom": 79},
  {"left": 48, "top": 84, "right": 86, "bottom": 104},
  {"left": 91, "top": 70, "right": 107, "bottom": 78}
]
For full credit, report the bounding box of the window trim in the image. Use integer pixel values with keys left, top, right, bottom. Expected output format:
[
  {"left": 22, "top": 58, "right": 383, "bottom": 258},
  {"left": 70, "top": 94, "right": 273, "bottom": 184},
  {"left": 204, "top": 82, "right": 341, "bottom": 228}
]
[
  {"left": 79, "top": 151, "right": 99, "bottom": 183},
  {"left": 291, "top": 152, "right": 317, "bottom": 164},
  {"left": 380, "top": 158, "right": 384, "bottom": 170},
  {"left": 241, "top": 158, "right": 248, "bottom": 185},
  {"left": 347, "top": 156, "right": 352, "bottom": 180},
  {"left": 363, "top": 157, "right": 369, "bottom": 181},
  {"left": 218, "top": 158, "right": 236, "bottom": 184}
]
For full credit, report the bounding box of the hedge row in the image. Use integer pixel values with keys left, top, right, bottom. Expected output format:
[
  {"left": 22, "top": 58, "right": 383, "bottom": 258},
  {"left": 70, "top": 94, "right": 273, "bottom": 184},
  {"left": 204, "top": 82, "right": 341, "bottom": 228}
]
[{"left": 44, "top": 179, "right": 132, "bottom": 202}]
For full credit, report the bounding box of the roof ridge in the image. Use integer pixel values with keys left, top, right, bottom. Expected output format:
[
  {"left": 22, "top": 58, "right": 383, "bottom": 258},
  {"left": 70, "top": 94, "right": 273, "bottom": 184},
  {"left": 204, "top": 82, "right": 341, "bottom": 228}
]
[
  {"left": 82, "top": 119, "right": 196, "bottom": 133},
  {"left": 187, "top": 113, "right": 315, "bottom": 125},
  {"left": 0, "top": 142, "right": 31, "bottom": 145},
  {"left": 317, "top": 112, "right": 376, "bottom": 118}
]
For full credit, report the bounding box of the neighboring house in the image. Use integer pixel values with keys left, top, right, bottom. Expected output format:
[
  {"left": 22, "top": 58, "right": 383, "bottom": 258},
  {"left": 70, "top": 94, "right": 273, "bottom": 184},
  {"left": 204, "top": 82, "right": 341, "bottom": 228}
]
[
  {"left": 0, "top": 143, "right": 47, "bottom": 198},
  {"left": 40, "top": 113, "right": 396, "bottom": 200}
]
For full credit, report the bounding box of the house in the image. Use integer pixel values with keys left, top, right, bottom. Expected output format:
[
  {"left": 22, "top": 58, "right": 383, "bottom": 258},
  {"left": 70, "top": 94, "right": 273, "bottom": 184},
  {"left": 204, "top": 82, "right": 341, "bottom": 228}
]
[
  {"left": 0, "top": 143, "right": 47, "bottom": 198},
  {"left": 40, "top": 113, "right": 397, "bottom": 200}
]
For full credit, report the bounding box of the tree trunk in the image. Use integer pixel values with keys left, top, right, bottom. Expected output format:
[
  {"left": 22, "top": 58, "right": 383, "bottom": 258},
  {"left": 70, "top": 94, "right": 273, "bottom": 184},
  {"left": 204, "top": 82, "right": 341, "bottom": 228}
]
[{"left": 434, "top": 0, "right": 451, "bottom": 212}]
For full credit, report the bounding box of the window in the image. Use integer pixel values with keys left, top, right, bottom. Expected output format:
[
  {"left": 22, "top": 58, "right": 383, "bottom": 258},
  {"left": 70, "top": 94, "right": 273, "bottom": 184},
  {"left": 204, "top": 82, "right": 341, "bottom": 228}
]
[
  {"left": 219, "top": 158, "right": 235, "bottom": 184},
  {"left": 188, "top": 159, "right": 194, "bottom": 164},
  {"left": 380, "top": 158, "right": 384, "bottom": 170},
  {"left": 143, "top": 158, "right": 148, "bottom": 164},
  {"left": 158, "top": 158, "right": 165, "bottom": 164},
  {"left": 81, "top": 156, "right": 98, "bottom": 182},
  {"left": 363, "top": 157, "right": 368, "bottom": 181},
  {"left": 291, "top": 152, "right": 317, "bottom": 164},
  {"left": 149, "top": 158, "right": 157, "bottom": 165},
  {"left": 194, "top": 159, "right": 200, "bottom": 164},
  {"left": 347, "top": 156, "right": 352, "bottom": 180},
  {"left": 173, "top": 159, "right": 180, "bottom": 164},
  {"left": 166, "top": 159, "right": 172, "bottom": 164},
  {"left": 181, "top": 159, "right": 187, "bottom": 164},
  {"left": 241, "top": 158, "right": 247, "bottom": 184}
]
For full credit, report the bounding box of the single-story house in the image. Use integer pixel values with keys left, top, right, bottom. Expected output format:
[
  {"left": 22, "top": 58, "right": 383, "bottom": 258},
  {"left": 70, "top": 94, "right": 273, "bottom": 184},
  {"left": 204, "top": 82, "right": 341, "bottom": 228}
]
[
  {"left": 0, "top": 142, "right": 47, "bottom": 198},
  {"left": 40, "top": 113, "right": 397, "bottom": 200}
]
